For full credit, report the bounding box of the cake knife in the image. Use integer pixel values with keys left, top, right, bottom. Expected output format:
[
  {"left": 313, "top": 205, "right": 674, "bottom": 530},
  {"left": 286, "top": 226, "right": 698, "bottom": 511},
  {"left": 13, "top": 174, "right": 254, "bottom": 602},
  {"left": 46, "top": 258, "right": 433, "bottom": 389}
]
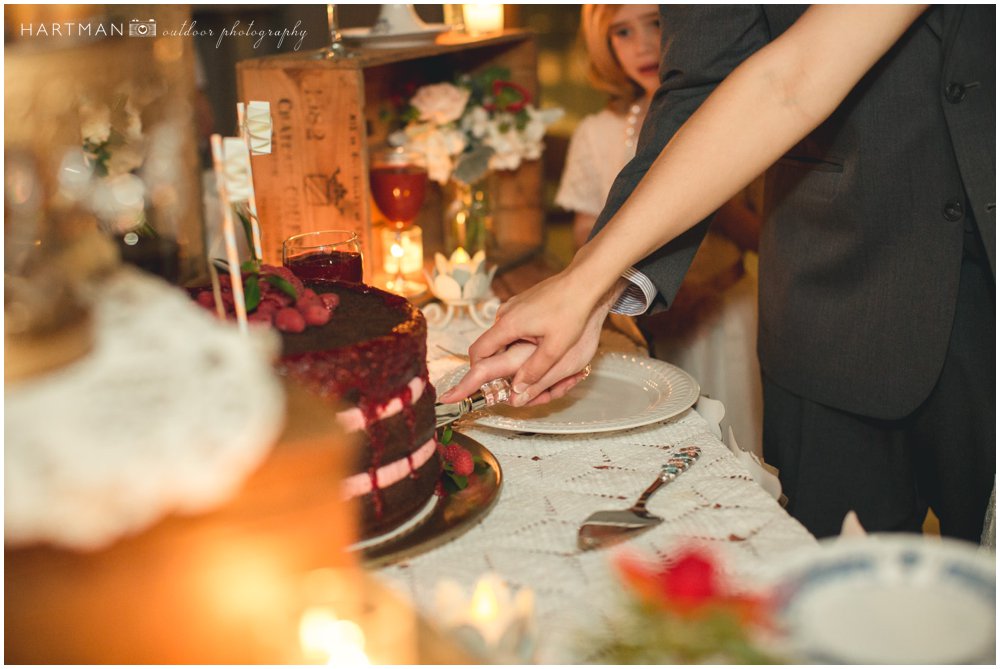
[{"left": 434, "top": 378, "right": 512, "bottom": 429}]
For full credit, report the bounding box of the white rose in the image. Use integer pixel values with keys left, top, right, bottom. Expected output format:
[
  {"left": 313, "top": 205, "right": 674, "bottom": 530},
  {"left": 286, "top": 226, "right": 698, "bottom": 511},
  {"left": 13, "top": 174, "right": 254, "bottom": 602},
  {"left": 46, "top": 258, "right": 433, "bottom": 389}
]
[
  {"left": 461, "top": 106, "right": 491, "bottom": 139},
  {"left": 484, "top": 116, "right": 525, "bottom": 171},
  {"left": 105, "top": 143, "right": 144, "bottom": 178},
  {"left": 79, "top": 100, "right": 112, "bottom": 146},
  {"left": 410, "top": 83, "right": 471, "bottom": 126}
]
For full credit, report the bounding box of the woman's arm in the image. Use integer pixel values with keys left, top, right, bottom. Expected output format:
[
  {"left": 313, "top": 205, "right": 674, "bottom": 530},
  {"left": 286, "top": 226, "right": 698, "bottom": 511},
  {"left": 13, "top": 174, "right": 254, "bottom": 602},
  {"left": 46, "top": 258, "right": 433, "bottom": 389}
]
[
  {"left": 450, "top": 4, "right": 926, "bottom": 406},
  {"left": 568, "top": 4, "right": 927, "bottom": 306},
  {"left": 573, "top": 212, "right": 598, "bottom": 250}
]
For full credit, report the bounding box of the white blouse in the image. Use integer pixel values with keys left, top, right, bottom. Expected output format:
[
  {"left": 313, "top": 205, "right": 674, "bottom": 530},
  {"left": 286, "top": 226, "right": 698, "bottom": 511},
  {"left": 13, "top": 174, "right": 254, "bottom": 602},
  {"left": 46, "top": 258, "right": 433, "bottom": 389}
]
[{"left": 554, "top": 109, "right": 634, "bottom": 216}]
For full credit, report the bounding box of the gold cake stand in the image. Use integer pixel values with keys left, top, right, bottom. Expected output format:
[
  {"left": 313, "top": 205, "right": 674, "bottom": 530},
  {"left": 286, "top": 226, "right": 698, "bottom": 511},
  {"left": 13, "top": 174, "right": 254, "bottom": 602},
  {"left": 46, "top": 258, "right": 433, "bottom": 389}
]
[{"left": 359, "top": 433, "right": 502, "bottom": 568}]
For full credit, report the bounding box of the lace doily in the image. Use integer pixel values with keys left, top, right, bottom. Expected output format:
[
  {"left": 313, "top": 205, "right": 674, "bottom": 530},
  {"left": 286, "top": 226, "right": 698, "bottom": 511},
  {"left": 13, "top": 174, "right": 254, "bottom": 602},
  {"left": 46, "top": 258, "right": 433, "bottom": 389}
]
[{"left": 5, "top": 268, "right": 286, "bottom": 551}]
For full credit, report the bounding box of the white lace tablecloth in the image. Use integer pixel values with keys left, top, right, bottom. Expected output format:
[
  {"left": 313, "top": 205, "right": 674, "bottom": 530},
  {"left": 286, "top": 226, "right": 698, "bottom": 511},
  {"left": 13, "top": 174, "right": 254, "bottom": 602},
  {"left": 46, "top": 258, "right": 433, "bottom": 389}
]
[{"left": 377, "top": 313, "right": 817, "bottom": 663}]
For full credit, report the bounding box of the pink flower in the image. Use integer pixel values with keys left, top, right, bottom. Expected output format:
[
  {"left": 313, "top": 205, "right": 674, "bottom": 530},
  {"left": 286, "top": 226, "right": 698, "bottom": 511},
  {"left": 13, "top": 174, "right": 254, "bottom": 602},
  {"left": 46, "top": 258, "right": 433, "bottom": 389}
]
[{"left": 410, "top": 83, "right": 471, "bottom": 126}]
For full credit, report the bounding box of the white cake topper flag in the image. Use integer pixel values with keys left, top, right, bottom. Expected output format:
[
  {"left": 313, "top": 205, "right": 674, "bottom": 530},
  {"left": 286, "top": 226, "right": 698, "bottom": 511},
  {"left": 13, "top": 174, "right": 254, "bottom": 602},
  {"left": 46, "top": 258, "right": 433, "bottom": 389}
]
[
  {"left": 222, "top": 137, "right": 254, "bottom": 203},
  {"left": 242, "top": 101, "right": 272, "bottom": 155},
  {"left": 210, "top": 133, "right": 248, "bottom": 334},
  {"left": 235, "top": 101, "right": 270, "bottom": 261}
]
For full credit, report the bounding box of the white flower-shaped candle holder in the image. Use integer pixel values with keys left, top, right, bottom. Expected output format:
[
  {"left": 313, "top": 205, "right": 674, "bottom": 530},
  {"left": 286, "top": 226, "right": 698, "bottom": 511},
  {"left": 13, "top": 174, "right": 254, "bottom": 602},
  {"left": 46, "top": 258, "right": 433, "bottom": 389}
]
[
  {"left": 423, "top": 247, "right": 500, "bottom": 329},
  {"left": 433, "top": 573, "right": 536, "bottom": 663}
]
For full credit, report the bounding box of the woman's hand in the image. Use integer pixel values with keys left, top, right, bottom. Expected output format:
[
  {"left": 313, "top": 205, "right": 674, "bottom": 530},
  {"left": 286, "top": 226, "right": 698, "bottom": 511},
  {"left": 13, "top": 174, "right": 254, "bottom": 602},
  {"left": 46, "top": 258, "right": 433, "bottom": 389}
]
[
  {"left": 438, "top": 271, "right": 627, "bottom": 406},
  {"left": 437, "top": 340, "right": 591, "bottom": 407}
]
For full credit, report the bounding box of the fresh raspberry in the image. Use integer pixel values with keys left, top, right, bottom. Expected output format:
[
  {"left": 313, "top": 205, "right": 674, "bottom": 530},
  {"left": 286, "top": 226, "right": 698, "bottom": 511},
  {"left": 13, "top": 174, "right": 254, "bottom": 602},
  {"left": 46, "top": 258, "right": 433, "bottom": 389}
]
[
  {"left": 302, "top": 303, "right": 331, "bottom": 326},
  {"left": 261, "top": 264, "right": 304, "bottom": 294},
  {"left": 319, "top": 292, "right": 340, "bottom": 311},
  {"left": 195, "top": 291, "right": 216, "bottom": 308},
  {"left": 300, "top": 288, "right": 318, "bottom": 301},
  {"left": 443, "top": 444, "right": 474, "bottom": 476},
  {"left": 451, "top": 448, "right": 475, "bottom": 477},
  {"left": 274, "top": 307, "right": 306, "bottom": 333},
  {"left": 296, "top": 295, "right": 323, "bottom": 312},
  {"left": 248, "top": 310, "right": 274, "bottom": 326},
  {"left": 256, "top": 300, "right": 278, "bottom": 316}
]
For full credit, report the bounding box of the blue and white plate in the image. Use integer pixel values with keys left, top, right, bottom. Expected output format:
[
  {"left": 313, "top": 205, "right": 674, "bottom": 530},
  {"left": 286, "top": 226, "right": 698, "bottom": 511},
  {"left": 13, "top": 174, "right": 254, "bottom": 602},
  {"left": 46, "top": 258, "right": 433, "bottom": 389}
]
[{"left": 775, "top": 535, "right": 995, "bottom": 664}]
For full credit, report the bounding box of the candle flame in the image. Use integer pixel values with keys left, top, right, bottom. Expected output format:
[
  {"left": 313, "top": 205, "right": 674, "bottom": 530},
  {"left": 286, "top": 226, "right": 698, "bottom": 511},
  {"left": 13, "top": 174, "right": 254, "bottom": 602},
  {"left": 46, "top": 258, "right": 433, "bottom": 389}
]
[
  {"left": 470, "top": 578, "right": 501, "bottom": 626},
  {"left": 450, "top": 247, "right": 471, "bottom": 265},
  {"left": 299, "top": 606, "right": 370, "bottom": 665}
]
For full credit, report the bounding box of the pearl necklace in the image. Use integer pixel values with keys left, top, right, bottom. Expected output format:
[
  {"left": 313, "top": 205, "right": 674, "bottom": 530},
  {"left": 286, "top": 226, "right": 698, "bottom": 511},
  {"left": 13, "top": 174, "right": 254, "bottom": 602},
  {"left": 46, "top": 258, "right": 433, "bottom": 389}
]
[{"left": 624, "top": 103, "right": 642, "bottom": 150}]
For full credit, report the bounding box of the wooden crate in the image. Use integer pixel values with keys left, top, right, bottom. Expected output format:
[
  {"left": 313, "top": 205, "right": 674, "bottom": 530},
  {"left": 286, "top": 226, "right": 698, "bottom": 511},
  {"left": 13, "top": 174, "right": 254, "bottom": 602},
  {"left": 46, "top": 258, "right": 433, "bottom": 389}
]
[{"left": 236, "top": 30, "right": 542, "bottom": 282}]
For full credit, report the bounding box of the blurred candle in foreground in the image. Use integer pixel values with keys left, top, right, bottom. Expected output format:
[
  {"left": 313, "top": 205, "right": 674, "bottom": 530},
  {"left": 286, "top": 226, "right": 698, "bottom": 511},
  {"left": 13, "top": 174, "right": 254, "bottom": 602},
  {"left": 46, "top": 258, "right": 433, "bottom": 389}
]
[
  {"left": 433, "top": 572, "right": 535, "bottom": 662},
  {"left": 299, "top": 606, "right": 370, "bottom": 665},
  {"left": 462, "top": 4, "right": 503, "bottom": 35}
]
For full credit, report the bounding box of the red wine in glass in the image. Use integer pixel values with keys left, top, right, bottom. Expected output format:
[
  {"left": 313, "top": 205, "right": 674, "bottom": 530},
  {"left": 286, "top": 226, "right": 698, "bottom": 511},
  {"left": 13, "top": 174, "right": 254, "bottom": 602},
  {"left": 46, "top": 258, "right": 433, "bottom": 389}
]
[
  {"left": 370, "top": 165, "right": 428, "bottom": 225},
  {"left": 284, "top": 250, "right": 363, "bottom": 283},
  {"left": 282, "top": 230, "right": 363, "bottom": 284}
]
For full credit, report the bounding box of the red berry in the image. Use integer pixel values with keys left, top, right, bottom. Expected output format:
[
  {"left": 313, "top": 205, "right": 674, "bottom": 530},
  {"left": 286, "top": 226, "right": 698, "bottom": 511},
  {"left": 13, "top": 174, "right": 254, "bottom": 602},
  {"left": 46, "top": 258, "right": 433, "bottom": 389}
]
[
  {"left": 195, "top": 291, "right": 216, "bottom": 308},
  {"left": 274, "top": 307, "right": 306, "bottom": 333},
  {"left": 262, "top": 264, "right": 304, "bottom": 294},
  {"left": 451, "top": 449, "right": 474, "bottom": 477},
  {"left": 443, "top": 444, "right": 474, "bottom": 475},
  {"left": 248, "top": 310, "right": 274, "bottom": 326},
  {"left": 302, "top": 304, "right": 331, "bottom": 326},
  {"left": 256, "top": 300, "right": 278, "bottom": 316},
  {"left": 319, "top": 293, "right": 340, "bottom": 311},
  {"left": 300, "top": 288, "right": 318, "bottom": 301}
]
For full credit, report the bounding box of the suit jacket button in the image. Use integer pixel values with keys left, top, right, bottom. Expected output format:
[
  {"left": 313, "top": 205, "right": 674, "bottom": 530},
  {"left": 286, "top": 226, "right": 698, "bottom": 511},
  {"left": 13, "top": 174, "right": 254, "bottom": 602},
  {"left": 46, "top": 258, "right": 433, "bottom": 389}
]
[
  {"left": 945, "top": 82, "right": 966, "bottom": 103},
  {"left": 943, "top": 199, "right": 964, "bottom": 221}
]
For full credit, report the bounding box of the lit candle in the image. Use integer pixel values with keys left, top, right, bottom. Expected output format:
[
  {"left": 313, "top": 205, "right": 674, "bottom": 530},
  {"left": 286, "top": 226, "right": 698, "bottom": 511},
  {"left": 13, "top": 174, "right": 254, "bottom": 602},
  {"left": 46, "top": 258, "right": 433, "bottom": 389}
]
[
  {"left": 299, "top": 606, "right": 371, "bottom": 665},
  {"left": 433, "top": 572, "right": 535, "bottom": 662},
  {"left": 462, "top": 4, "right": 504, "bottom": 35},
  {"left": 380, "top": 225, "right": 424, "bottom": 276}
]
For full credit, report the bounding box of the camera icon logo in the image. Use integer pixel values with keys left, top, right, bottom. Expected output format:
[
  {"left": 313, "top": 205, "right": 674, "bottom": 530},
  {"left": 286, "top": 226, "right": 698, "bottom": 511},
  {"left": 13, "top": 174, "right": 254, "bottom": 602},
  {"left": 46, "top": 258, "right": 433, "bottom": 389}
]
[{"left": 129, "top": 19, "right": 157, "bottom": 37}]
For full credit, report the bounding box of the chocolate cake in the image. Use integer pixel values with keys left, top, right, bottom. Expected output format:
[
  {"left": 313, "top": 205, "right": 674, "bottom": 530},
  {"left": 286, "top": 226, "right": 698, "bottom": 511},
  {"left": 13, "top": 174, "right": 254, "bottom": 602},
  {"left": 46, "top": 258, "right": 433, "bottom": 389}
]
[{"left": 279, "top": 281, "right": 440, "bottom": 539}]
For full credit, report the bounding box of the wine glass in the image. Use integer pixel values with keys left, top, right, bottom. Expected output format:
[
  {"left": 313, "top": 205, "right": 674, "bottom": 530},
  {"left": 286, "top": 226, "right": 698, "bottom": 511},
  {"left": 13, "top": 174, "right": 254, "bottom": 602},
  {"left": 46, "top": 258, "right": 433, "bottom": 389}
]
[
  {"left": 282, "top": 230, "right": 363, "bottom": 284},
  {"left": 370, "top": 146, "right": 428, "bottom": 296},
  {"left": 318, "top": 4, "right": 354, "bottom": 60}
]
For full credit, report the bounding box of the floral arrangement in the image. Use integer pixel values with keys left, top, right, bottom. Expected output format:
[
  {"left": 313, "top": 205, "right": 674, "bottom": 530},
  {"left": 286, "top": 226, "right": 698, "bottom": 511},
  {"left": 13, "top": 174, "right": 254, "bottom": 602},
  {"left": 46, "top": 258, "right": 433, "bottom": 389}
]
[
  {"left": 387, "top": 67, "right": 563, "bottom": 186},
  {"left": 590, "top": 546, "right": 783, "bottom": 664},
  {"left": 79, "top": 92, "right": 154, "bottom": 237}
]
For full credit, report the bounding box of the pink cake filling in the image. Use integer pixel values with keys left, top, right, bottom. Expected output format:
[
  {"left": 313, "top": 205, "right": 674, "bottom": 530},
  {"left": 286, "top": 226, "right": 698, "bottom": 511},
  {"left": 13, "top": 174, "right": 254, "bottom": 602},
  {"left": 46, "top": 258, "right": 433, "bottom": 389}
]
[
  {"left": 340, "top": 436, "right": 437, "bottom": 499},
  {"left": 335, "top": 376, "right": 427, "bottom": 432}
]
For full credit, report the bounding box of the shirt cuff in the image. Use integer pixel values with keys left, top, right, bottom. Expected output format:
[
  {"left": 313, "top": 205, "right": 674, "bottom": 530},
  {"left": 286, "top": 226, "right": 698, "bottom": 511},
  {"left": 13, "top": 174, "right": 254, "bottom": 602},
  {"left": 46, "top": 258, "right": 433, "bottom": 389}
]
[{"left": 611, "top": 267, "right": 657, "bottom": 315}]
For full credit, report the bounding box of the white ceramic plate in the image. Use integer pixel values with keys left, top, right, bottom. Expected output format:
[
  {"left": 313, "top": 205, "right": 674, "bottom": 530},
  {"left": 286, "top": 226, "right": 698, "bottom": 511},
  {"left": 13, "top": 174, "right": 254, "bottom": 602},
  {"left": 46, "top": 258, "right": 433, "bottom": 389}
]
[
  {"left": 436, "top": 352, "right": 700, "bottom": 434},
  {"left": 775, "top": 535, "right": 996, "bottom": 664},
  {"left": 341, "top": 24, "right": 449, "bottom": 48}
]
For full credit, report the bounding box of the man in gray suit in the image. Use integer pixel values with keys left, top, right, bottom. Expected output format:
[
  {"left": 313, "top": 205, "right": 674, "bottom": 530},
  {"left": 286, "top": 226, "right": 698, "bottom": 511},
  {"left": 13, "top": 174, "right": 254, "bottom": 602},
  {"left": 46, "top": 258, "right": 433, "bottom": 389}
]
[
  {"left": 444, "top": 5, "right": 994, "bottom": 541},
  {"left": 602, "top": 4, "right": 994, "bottom": 540}
]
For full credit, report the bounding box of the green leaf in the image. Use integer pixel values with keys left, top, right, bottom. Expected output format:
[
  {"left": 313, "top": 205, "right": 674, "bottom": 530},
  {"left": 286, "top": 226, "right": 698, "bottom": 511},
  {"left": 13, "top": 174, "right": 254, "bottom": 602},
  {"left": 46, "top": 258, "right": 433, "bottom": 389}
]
[
  {"left": 443, "top": 471, "right": 468, "bottom": 493},
  {"left": 453, "top": 145, "right": 494, "bottom": 185},
  {"left": 263, "top": 274, "right": 299, "bottom": 300},
  {"left": 234, "top": 206, "right": 260, "bottom": 263},
  {"left": 441, "top": 425, "right": 454, "bottom": 445},
  {"left": 241, "top": 259, "right": 260, "bottom": 274},
  {"left": 244, "top": 274, "right": 261, "bottom": 311}
]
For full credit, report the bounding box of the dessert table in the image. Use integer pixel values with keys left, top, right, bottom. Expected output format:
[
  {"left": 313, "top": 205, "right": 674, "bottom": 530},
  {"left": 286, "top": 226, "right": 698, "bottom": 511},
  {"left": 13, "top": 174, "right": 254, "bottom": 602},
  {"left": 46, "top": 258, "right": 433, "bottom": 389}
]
[{"left": 375, "top": 310, "right": 817, "bottom": 663}]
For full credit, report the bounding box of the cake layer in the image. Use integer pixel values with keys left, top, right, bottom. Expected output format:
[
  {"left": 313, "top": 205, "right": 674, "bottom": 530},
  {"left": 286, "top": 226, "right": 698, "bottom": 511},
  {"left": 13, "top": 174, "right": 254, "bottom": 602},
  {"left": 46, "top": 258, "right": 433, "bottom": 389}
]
[
  {"left": 356, "top": 450, "right": 441, "bottom": 539},
  {"left": 348, "top": 388, "right": 436, "bottom": 474},
  {"left": 280, "top": 282, "right": 427, "bottom": 407}
]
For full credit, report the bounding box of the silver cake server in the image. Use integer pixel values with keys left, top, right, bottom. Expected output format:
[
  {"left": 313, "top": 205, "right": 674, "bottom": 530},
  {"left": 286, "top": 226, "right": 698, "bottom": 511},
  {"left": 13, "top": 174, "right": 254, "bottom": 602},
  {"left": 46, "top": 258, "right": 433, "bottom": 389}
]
[{"left": 578, "top": 446, "right": 701, "bottom": 551}]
